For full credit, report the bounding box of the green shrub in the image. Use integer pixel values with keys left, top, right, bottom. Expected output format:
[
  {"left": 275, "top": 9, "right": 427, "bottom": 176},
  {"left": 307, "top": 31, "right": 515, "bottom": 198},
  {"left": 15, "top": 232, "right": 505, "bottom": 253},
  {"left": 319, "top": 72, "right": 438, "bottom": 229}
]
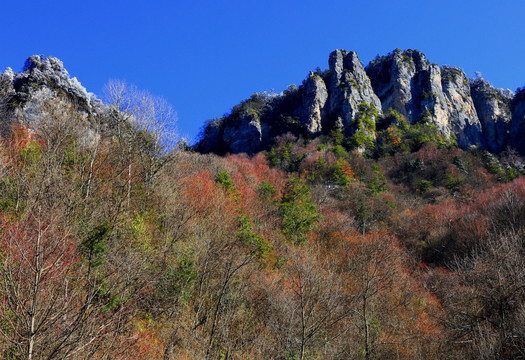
[
  {"left": 237, "top": 215, "right": 271, "bottom": 259},
  {"left": 330, "top": 159, "right": 354, "bottom": 186},
  {"left": 350, "top": 102, "right": 377, "bottom": 153},
  {"left": 331, "top": 144, "right": 348, "bottom": 158},
  {"left": 258, "top": 180, "right": 277, "bottom": 200},
  {"left": 279, "top": 176, "right": 320, "bottom": 244},
  {"left": 81, "top": 224, "right": 111, "bottom": 268},
  {"left": 368, "top": 163, "right": 387, "bottom": 195},
  {"left": 215, "top": 171, "right": 235, "bottom": 190},
  {"left": 417, "top": 180, "right": 432, "bottom": 194},
  {"left": 19, "top": 140, "right": 41, "bottom": 165},
  {"left": 446, "top": 174, "right": 465, "bottom": 192}
]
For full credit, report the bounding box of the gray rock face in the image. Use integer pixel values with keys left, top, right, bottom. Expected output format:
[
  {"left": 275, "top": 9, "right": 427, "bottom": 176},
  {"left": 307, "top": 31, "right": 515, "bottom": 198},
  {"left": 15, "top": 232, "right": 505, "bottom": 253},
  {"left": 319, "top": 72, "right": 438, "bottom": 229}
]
[
  {"left": 302, "top": 72, "right": 328, "bottom": 134},
  {"left": 419, "top": 63, "right": 448, "bottom": 129},
  {"left": 366, "top": 49, "right": 429, "bottom": 121},
  {"left": 439, "top": 67, "right": 482, "bottom": 147},
  {"left": 471, "top": 78, "right": 513, "bottom": 152},
  {"left": 510, "top": 90, "right": 525, "bottom": 153},
  {"left": 197, "top": 48, "right": 525, "bottom": 155},
  {"left": 367, "top": 50, "right": 482, "bottom": 147},
  {"left": 327, "top": 49, "right": 381, "bottom": 132},
  {"left": 222, "top": 113, "right": 263, "bottom": 154}
]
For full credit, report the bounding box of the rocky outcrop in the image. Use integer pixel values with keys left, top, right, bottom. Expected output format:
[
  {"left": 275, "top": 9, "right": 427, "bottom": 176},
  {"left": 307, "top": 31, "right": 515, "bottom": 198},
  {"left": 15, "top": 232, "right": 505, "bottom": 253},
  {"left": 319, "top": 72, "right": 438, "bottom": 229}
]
[
  {"left": 366, "top": 49, "right": 427, "bottom": 121},
  {"left": 196, "top": 93, "right": 273, "bottom": 155},
  {"left": 197, "top": 50, "right": 385, "bottom": 154},
  {"left": 197, "top": 115, "right": 265, "bottom": 155},
  {"left": 222, "top": 113, "right": 264, "bottom": 154},
  {"left": 366, "top": 50, "right": 483, "bottom": 147},
  {"left": 194, "top": 48, "right": 524, "bottom": 155},
  {"left": 299, "top": 50, "right": 381, "bottom": 136},
  {"left": 1, "top": 55, "right": 99, "bottom": 115},
  {"left": 326, "top": 50, "right": 381, "bottom": 132},
  {"left": 471, "top": 78, "right": 513, "bottom": 153},
  {"left": 301, "top": 72, "right": 328, "bottom": 134},
  {"left": 510, "top": 90, "right": 525, "bottom": 153}
]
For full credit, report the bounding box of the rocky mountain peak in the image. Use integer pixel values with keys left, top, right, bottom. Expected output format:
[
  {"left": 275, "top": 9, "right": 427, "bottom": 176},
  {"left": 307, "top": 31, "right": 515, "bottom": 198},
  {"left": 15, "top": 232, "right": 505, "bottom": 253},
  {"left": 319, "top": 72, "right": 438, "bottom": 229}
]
[
  {"left": 366, "top": 49, "right": 484, "bottom": 147},
  {"left": 326, "top": 50, "right": 381, "bottom": 133},
  {"left": 1, "top": 55, "right": 99, "bottom": 115},
  {"left": 197, "top": 48, "right": 524, "bottom": 155}
]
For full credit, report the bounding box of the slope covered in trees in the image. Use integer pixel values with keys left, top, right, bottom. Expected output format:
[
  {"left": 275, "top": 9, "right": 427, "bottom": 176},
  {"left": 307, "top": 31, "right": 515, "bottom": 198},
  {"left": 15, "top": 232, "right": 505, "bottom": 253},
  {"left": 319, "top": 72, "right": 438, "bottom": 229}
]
[{"left": 0, "top": 55, "right": 524, "bottom": 359}]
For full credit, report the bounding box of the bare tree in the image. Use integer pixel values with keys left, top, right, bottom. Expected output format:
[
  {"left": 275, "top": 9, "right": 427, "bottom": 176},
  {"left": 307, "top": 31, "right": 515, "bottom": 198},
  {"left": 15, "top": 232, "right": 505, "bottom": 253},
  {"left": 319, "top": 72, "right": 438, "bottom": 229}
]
[
  {"left": 268, "top": 245, "right": 351, "bottom": 360},
  {"left": 343, "top": 232, "right": 398, "bottom": 360},
  {"left": 103, "top": 80, "right": 178, "bottom": 208},
  {"left": 447, "top": 229, "right": 525, "bottom": 359}
]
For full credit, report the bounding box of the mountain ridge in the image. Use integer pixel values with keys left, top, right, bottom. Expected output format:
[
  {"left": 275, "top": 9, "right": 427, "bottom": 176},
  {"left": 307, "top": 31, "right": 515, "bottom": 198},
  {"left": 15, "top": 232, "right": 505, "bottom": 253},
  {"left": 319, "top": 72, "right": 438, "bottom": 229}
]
[
  {"left": 1, "top": 50, "right": 523, "bottom": 156},
  {"left": 197, "top": 48, "right": 525, "bottom": 155}
]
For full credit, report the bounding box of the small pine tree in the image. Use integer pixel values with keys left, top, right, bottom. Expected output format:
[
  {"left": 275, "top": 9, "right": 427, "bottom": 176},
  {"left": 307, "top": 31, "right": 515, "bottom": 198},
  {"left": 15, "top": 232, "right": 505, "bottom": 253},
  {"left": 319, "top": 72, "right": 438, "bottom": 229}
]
[{"left": 279, "top": 176, "right": 320, "bottom": 244}]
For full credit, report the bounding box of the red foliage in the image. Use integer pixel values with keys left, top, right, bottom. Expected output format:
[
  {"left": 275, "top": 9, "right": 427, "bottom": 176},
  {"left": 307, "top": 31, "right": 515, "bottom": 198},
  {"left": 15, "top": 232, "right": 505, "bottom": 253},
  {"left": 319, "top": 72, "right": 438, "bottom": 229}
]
[{"left": 0, "top": 214, "right": 79, "bottom": 288}]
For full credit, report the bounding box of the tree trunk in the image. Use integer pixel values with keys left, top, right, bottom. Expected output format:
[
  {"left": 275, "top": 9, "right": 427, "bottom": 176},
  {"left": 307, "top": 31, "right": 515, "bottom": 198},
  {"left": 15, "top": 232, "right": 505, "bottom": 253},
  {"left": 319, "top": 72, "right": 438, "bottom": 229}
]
[
  {"left": 28, "top": 228, "right": 43, "bottom": 360},
  {"left": 363, "top": 295, "right": 369, "bottom": 360}
]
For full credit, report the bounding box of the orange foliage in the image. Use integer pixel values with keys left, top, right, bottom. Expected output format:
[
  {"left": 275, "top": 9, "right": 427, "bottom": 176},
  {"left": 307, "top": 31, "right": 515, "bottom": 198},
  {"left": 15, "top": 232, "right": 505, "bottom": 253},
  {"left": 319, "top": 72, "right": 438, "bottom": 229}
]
[
  {"left": 339, "top": 158, "right": 355, "bottom": 179},
  {"left": 10, "top": 123, "right": 38, "bottom": 150},
  {"left": 182, "top": 170, "right": 220, "bottom": 215},
  {"left": 131, "top": 320, "right": 165, "bottom": 359},
  {"left": 387, "top": 125, "right": 402, "bottom": 146}
]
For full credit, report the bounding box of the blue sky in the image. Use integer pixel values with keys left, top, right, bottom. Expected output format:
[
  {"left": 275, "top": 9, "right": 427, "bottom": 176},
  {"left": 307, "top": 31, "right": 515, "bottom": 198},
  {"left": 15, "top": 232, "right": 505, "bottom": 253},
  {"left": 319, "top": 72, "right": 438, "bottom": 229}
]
[{"left": 2, "top": 1, "right": 524, "bottom": 142}]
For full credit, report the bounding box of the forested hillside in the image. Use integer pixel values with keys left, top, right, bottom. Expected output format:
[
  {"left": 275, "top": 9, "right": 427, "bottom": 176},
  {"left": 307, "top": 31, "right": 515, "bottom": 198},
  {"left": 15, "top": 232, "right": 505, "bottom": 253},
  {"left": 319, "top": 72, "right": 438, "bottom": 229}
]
[{"left": 0, "top": 55, "right": 524, "bottom": 359}]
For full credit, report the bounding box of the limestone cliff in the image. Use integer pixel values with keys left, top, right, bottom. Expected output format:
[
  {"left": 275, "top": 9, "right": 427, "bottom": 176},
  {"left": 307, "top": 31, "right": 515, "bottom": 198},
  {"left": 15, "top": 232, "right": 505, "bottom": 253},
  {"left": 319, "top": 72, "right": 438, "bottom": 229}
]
[
  {"left": 198, "top": 48, "right": 522, "bottom": 155},
  {"left": 510, "top": 89, "right": 525, "bottom": 154},
  {"left": 2, "top": 52, "right": 520, "bottom": 157},
  {"left": 326, "top": 50, "right": 381, "bottom": 132},
  {"left": 366, "top": 49, "right": 483, "bottom": 148},
  {"left": 471, "top": 78, "right": 513, "bottom": 153}
]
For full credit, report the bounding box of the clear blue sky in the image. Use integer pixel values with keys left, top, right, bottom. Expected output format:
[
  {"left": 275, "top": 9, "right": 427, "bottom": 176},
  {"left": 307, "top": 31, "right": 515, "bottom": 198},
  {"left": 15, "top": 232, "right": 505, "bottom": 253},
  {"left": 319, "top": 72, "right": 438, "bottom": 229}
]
[{"left": 1, "top": 1, "right": 524, "bottom": 142}]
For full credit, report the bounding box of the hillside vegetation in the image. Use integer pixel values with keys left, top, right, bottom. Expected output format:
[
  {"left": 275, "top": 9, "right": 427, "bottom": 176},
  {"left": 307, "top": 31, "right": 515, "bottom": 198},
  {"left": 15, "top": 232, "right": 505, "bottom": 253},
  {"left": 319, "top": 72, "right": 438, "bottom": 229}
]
[{"left": 0, "top": 54, "right": 524, "bottom": 359}]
